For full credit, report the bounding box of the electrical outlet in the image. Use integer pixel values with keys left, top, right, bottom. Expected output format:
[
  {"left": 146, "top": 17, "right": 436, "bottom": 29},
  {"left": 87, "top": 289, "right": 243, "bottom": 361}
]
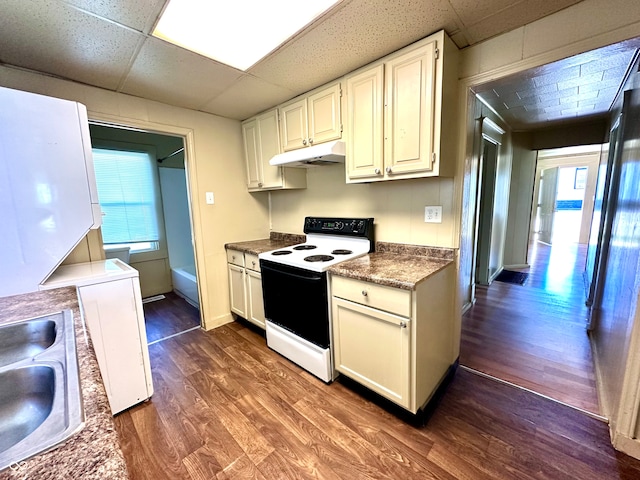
[
  {"left": 205, "top": 192, "right": 214, "bottom": 204},
  {"left": 424, "top": 206, "right": 442, "bottom": 223}
]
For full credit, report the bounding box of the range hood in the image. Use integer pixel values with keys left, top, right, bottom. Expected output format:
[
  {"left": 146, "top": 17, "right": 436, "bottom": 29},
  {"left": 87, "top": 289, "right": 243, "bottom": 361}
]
[{"left": 270, "top": 140, "right": 345, "bottom": 168}]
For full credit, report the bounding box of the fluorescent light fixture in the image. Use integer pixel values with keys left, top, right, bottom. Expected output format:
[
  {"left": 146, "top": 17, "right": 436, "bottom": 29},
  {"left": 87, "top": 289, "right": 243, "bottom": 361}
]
[{"left": 153, "top": 0, "right": 340, "bottom": 71}]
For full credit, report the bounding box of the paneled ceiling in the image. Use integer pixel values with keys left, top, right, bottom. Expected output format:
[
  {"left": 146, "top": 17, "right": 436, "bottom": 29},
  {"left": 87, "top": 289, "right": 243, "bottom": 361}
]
[
  {"left": 473, "top": 39, "right": 640, "bottom": 131},
  {"left": 0, "top": 0, "right": 636, "bottom": 129}
]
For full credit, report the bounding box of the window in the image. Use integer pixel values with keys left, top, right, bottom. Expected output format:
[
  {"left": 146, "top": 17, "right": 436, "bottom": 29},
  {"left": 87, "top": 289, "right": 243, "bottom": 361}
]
[{"left": 92, "top": 148, "right": 162, "bottom": 254}]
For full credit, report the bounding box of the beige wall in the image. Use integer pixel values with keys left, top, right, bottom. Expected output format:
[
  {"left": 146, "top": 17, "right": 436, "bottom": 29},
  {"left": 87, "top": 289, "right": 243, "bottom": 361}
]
[
  {"left": 0, "top": 65, "right": 270, "bottom": 330},
  {"left": 270, "top": 166, "right": 456, "bottom": 247}
]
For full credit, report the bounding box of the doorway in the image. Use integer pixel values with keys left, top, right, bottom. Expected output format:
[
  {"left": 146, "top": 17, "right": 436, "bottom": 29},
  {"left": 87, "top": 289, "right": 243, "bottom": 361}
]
[
  {"left": 462, "top": 142, "right": 603, "bottom": 415},
  {"left": 89, "top": 123, "right": 202, "bottom": 341},
  {"left": 529, "top": 146, "right": 601, "bottom": 249}
]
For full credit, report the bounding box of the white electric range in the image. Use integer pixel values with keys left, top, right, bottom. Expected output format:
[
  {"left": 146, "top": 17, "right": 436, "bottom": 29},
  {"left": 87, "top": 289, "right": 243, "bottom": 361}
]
[{"left": 258, "top": 217, "right": 374, "bottom": 382}]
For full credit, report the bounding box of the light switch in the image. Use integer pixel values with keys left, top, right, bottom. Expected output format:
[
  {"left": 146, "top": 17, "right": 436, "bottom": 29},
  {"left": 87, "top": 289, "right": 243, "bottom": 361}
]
[
  {"left": 424, "top": 206, "right": 442, "bottom": 223},
  {"left": 205, "top": 192, "right": 214, "bottom": 204}
]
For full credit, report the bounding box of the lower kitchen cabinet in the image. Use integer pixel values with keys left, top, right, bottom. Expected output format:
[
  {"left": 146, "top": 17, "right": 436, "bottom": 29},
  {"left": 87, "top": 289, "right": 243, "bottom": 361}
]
[
  {"left": 227, "top": 249, "right": 265, "bottom": 329},
  {"left": 332, "top": 296, "right": 411, "bottom": 408},
  {"left": 330, "top": 263, "right": 455, "bottom": 414}
]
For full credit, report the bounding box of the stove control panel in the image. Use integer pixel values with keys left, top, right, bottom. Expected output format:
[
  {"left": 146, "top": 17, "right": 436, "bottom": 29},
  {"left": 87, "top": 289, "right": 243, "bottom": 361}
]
[{"left": 304, "top": 217, "right": 374, "bottom": 238}]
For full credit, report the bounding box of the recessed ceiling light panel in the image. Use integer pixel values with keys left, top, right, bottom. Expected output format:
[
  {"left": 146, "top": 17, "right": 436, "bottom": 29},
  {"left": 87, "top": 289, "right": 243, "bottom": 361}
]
[{"left": 153, "top": 0, "right": 340, "bottom": 70}]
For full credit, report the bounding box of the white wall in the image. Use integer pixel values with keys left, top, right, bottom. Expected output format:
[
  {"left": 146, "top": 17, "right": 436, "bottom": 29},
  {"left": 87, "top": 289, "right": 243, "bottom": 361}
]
[
  {"left": 0, "top": 65, "right": 270, "bottom": 330},
  {"left": 159, "top": 167, "right": 195, "bottom": 269}
]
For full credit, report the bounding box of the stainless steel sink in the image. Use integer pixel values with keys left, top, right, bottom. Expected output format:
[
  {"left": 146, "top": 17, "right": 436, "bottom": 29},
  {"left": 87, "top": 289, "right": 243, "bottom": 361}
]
[
  {"left": 0, "top": 311, "right": 84, "bottom": 471},
  {"left": 0, "top": 319, "right": 57, "bottom": 367},
  {"left": 0, "top": 366, "right": 56, "bottom": 452}
]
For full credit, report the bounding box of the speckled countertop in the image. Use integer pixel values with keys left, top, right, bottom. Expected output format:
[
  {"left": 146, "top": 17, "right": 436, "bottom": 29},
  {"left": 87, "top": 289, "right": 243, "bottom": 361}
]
[
  {"left": 226, "top": 234, "right": 456, "bottom": 291},
  {"left": 225, "top": 232, "right": 305, "bottom": 254},
  {"left": 328, "top": 242, "right": 456, "bottom": 290},
  {"left": 0, "top": 288, "right": 129, "bottom": 480}
]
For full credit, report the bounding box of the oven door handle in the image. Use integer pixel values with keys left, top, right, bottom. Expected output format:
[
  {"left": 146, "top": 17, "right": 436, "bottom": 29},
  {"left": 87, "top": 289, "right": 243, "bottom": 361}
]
[{"left": 262, "top": 264, "right": 323, "bottom": 282}]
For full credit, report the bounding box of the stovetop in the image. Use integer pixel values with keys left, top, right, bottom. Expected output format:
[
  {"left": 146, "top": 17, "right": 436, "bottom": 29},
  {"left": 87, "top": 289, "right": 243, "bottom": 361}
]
[{"left": 258, "top": 217, "right": 374, "bottom": 273}]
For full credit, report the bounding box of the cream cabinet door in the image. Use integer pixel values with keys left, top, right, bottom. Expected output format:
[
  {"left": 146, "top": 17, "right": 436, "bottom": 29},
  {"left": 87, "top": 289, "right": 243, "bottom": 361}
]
[
  {"left": 256, "top": 109, "right": 283, "bottom": 189},
  {"left": 332, "top": 297, "right": 411, "bottom": 409},
  {"left": 246, "top": 269, "right": 265, "bottom": 329},
  {"left": 241, "top": 119, "right": 261, "bottom": 189},
  {"left": 308, "top": 83, "right": 342, "bottom": 146},
  {"left": 345, "top": 65, "right": 385, "bottom": 181},
  {"left": 228, "top": 263, "right": 247, "bottom": 318},
  {"left": 384, "top": 41, "right": 437, "bottom": 176},
  {"left": 280, "top": 98, "right": 308, "bottom": 152}
]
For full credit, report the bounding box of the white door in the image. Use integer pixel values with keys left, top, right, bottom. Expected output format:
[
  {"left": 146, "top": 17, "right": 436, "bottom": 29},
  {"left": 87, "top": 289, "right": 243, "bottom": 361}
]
[{"left": 538, "top": 167, "right": 559, "bottom": 244}]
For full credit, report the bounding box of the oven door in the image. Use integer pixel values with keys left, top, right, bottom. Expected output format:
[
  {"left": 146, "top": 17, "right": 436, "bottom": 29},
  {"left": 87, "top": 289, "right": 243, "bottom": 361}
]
[{"left": 260, "top": 260, "right": 329, "bottom": 348}]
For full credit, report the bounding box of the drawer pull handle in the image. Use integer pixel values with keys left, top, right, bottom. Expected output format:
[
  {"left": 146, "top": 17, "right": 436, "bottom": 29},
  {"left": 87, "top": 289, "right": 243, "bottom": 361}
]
[
  {"left": 252, "top": 261, "right": 256, "bottom": 266},
  {"left": 361, "top": 290, "right": 368, "bottom": 297},
  {"left": 399, "top": 321, "right": 407, "bottom": 328}
]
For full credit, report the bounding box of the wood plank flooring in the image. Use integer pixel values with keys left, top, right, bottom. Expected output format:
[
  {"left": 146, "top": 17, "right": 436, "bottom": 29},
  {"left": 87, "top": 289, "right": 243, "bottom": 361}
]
[
  {"left": 143, "top": 292, "right": 200, "bottom": 344},
  {"left": 461, "top": 241, "right": 600, "bottom": 414},
  {"left": 114, "top": 318, "right": 640, "bottom": 479}
]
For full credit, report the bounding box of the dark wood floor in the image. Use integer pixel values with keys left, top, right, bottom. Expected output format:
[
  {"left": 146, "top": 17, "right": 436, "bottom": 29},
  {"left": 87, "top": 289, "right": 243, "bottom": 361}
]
[
  {"left": 114, "top": 319, "right": 640, "bottom": 479},
  {"left": 143, "top": 292, "right": 201, "bottom": 344},
  {"left": 461, "top": 240, "right": 599, "bottom": 414}
]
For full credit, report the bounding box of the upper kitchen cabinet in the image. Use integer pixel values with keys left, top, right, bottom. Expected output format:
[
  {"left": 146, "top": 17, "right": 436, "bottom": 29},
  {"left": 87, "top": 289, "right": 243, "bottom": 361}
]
[
  {"left": 241, "top": 108, "right": 306, "bottom": 192},
  {"left": 344, "top": 30, "right": 458, "bottom": 183},
  {"left": 279, "top": 82, "right": 342, "bottom": 152}
]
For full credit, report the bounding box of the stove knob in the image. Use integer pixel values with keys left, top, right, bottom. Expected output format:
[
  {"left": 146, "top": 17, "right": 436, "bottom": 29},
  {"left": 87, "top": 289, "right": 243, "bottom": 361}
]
[{"left": 335, "top": 221, "right": 344, "bottom": 230}]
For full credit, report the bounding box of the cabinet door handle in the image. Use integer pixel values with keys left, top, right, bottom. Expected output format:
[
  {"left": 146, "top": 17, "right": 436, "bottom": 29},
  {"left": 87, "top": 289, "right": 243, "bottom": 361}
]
[
  {"left": 374, "top": 168, "right": 381, "bottom": 175},
  {"left": 399, "top": 321, "right": 407, "bottom": 328},
  {"left": 252, "top": 261, "right": 256, "bottom": 267},
  {"left": 232, "top": 255, "right": 236, "bottom": 261},
  {"left": 386, "top": 166, "right": 392, "bottom": 174},
  {"left": 361, "top": 290, "right": 368, "bottom": 297},
  {"left": 258, "top": 182, "right": 263, "bottom": 188},
  {"left": 308, "top": 138, "right": 314, "bottom": 144},
  {"left": 303, "top": 139, "right": 308, "bottom": 146}
]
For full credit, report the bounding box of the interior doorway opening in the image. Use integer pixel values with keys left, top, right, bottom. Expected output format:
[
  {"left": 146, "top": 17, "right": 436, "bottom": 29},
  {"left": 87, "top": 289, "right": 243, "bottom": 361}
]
[
  {"left": 529, "top": 145, "right": 602, "bottom": 251},
  {"left": 88, "top": 122, "right": 202, "bottom": 340}
]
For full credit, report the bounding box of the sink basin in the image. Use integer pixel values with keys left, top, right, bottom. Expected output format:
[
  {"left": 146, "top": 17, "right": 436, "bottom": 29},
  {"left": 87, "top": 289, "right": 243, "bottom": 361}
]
[
  {"left": 0, "top": 310, "right": 84, "bottom": 471},
  {"left": 0, "top": 319, "right": 56, "bottom": 367},
  {"left": 0, "top": 366, "right": 55, "bottom": 453}
]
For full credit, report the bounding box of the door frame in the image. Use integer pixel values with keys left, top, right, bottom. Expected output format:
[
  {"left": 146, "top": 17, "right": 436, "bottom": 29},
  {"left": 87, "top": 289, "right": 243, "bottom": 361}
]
[
  {"left": 87, "top": 113, "right": 203, "bottom": 328},
  {"left": 470, "top": 117, "right": 505, "bottom": 292}
]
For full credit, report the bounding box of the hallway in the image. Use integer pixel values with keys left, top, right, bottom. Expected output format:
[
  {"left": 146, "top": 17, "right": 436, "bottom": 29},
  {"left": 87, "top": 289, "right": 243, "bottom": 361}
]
[{"left": 460, "top": 240, "right": 600, "bottom": 415}]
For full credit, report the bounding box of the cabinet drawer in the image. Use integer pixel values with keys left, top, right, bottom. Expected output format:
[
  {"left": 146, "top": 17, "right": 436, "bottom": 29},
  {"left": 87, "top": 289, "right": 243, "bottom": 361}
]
[
  {"left": 331, "top": 275, "right": 411, "bottom": 317},
  {"left": 245, "top": 253, "right": 260, "bottom": 272},
  {"left": 226, "top": 249, "right": 245, "bottom": 267}
]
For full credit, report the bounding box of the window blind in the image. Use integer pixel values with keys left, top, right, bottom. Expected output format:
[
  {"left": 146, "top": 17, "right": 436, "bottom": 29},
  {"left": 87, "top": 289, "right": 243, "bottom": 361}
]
[{"left": 92, "top": 148, "right": 160, "bottom": 245}]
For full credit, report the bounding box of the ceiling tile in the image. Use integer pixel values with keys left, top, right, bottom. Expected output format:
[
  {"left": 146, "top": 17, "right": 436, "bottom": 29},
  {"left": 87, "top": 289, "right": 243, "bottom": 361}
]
[
  {"left": 121, "top": 38, "right": 243, "bottom": 111},
  {"left": 60, "top": 0, "right": 166, "bottom": 33},
  {"left": 464, "top": 0, "right": 582, "bottom": 44},
  {"left": 201, "top": 76, "right": 297, "bottom": 121},
  {"left": 557, "top": 71, "right": 605, "bottom": 91},
  {"left": 516, "top": 82, "right": 558, "bottom": 99},
  {"left": 250, "top": 0, "right": 461, "bottom": 93},
  {"left": 0, "top": 0, "right": 144, "bottom": 90},
  {"left": 532, "top": 66, "right": 581, "bottom": 88},
  {"left": 448, "top": 0, "right": 522, "bottom": 28}
]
